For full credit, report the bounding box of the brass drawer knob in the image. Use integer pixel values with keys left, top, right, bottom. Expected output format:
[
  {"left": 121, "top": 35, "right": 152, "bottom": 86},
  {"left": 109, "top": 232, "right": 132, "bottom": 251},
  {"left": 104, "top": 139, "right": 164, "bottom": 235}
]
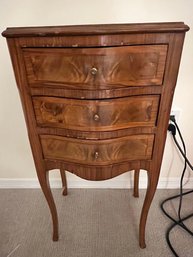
[
  {"left": 94, "top": 151, "right": 99, "bottom": 160},
  {"left": 93, "top": 114, "right": 100, "bottom": 121},
  {"left": 53, "top": 110, "right": 57, "bottom": 116},
  {"left": 90, "top": 67, "right": 98, "bottom": 76}
]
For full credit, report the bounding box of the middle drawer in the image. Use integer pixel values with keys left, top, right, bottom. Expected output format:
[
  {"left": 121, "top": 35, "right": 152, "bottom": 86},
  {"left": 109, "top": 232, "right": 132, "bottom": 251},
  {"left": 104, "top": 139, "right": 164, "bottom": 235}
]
[{"left": 33, "top": 95, "right": 159, "bottom": 131}]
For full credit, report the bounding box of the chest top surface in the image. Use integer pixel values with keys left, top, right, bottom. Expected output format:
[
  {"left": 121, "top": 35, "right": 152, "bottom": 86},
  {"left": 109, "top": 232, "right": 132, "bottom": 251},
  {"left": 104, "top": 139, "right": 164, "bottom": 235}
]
[{"left": 2, "top": 22, "right": 189, "bottom": 37}]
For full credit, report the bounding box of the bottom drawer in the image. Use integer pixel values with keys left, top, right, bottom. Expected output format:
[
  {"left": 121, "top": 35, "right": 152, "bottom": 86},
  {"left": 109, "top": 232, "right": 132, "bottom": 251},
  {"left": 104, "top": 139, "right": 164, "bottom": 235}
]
[{"left": 40, "top": 135, "right": 154, "bottom": 165}]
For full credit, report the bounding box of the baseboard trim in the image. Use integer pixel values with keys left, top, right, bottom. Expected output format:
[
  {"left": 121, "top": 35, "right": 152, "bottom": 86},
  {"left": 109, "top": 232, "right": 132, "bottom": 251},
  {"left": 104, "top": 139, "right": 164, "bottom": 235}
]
[{"left": 0, "top": 177, "right": 192, "bottom": 189}]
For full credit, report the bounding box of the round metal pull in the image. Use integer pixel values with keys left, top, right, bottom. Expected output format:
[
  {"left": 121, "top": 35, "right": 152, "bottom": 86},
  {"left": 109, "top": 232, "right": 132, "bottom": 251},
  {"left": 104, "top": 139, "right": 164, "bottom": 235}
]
[
  {"left": 53, "top": 110, "right": 57, "bottom": 116},
  {"left": 90, "top": 67, "right": 98, "bottom": 76},
  {"left": 93, "top": 114, "right": 100, "bottom": 121},
  {"left": 94, "top": 151, "right": 99, "bottom": 160}
]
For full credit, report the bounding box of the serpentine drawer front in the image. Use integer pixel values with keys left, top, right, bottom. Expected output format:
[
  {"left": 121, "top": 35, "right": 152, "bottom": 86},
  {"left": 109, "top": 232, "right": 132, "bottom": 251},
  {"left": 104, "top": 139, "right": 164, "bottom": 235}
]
[
  {"left": 2, "top": 22, "right": 189, "bottom": 249},
  {"left": 40, "top": 134, "right": 154, "bottom": 165},
  {"left": 33, "top": 95, "right": 159, "bottom": 131},
  {"left": 23, "top": 45, "right": 167, "bottom": 88}
]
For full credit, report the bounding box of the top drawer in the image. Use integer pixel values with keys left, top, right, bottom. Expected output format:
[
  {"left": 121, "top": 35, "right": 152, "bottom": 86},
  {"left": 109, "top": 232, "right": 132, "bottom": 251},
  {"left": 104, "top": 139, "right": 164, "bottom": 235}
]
[{"left": 23, "top": 45, "right": 167, "bottom": 89}]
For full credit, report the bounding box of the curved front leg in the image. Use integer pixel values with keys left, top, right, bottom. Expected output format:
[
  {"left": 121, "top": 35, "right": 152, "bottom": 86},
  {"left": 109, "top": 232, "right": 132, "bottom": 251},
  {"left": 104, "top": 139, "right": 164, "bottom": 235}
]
[
  {"left": 139, "top": 169, "right": 159, "bottom": 248},
  {"left": 38, "top": 169, "right": 59, "bottom": 241},
  {"left": 60, "top": 168, "right": 68, "bottom": 196}
]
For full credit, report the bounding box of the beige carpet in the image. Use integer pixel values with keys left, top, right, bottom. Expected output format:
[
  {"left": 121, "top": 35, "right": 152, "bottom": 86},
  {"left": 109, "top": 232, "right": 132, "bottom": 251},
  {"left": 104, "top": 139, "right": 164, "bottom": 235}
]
[{"left": 0, "top": 189, "right": 193, "bottom": 257}]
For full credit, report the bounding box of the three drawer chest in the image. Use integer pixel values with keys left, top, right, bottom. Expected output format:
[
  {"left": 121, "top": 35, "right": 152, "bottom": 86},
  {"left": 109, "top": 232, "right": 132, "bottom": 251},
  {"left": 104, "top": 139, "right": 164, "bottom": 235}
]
[{"left": 2, "top": 22, "right": 189, "bottom": 248}]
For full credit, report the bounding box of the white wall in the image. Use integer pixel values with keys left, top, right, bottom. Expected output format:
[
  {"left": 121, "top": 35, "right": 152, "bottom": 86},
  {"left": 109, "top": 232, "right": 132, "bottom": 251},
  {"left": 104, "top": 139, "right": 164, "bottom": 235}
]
[{"left": 0, "top": 0, "right": 193, "bottom": 188}]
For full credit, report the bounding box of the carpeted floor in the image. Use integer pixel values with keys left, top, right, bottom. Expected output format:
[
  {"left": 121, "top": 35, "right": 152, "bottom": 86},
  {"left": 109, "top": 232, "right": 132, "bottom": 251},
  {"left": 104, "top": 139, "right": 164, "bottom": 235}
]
[{"left": 0, "top": 189, "right": 193, "bottom": 257}]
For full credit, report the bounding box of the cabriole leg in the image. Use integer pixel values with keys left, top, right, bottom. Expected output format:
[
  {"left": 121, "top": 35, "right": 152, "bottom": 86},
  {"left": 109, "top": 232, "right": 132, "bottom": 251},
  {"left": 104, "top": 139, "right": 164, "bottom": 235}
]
[
  {"left": 37, "top": 169, "right": 59, "bottom": 241},
  {"left": 139, "top": 170, "right": 159, "bottom": 248}
]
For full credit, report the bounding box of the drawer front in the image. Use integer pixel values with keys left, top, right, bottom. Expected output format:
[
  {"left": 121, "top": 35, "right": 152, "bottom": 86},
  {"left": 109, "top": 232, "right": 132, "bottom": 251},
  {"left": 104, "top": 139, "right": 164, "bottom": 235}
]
[
  {"left": 40, "top": 135, "right": 154, "bottom": 165},
  {"left": 23, "top": 45, "right": 167, "bottom": 89},
  {"left": 33, "top": 95, "right": 159, "bottom": 131}
]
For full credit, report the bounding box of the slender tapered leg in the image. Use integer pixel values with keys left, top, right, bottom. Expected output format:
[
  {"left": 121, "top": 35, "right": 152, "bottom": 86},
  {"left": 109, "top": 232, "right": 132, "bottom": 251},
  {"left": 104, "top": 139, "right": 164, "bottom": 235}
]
[
  {"left": 133, "top": 169, "right": 140, "bottom": 198},
  {"left": 139, "top": 170, "right": 159, "bottom": 248},
  {"left": 37, "top": 170, "right": 59, "bottom": 241},
  {"left": 60, "top": 168, "right": 68, "bottom": 196}
]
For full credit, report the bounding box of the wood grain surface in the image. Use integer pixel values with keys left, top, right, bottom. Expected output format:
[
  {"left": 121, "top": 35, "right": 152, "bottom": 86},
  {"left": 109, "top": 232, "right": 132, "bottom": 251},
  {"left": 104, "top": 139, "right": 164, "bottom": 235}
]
[
  {"left": 23, "top": 45, "right": 167, "bottom": 88},
  {"left": 33, "top": 95, "right": 159, "bottom": 131},
  {"left": 40, "top": 134, "right": 154, "bottom": 165}
]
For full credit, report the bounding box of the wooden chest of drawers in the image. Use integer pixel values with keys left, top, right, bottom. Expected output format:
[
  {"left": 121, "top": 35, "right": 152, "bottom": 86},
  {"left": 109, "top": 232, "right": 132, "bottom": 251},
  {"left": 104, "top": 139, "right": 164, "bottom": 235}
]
[{"left": 2, "top": 22, "right": 189, "bottom": 248}]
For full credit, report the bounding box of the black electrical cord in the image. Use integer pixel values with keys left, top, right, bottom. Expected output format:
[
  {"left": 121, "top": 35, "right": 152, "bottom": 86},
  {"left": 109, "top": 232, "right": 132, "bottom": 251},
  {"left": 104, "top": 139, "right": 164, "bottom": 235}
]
[{"left": 160, "top": 117, "right": 193, "bottom": 257}]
